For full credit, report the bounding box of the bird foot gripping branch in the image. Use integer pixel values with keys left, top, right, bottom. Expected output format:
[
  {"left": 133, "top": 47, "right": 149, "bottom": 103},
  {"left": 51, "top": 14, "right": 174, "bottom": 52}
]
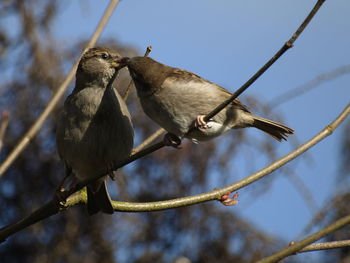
[
  {"left": 195, "top": 115, "right": 212, "bottom": 130},
  {"left": 163, "top": 133, "right": 182, "bottom": 148}
]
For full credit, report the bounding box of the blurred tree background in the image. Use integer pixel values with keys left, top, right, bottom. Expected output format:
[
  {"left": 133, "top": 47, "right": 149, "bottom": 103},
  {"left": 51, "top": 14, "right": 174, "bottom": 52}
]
[{"left": 0, "top": 1, "right": 349, "bottom": 262}]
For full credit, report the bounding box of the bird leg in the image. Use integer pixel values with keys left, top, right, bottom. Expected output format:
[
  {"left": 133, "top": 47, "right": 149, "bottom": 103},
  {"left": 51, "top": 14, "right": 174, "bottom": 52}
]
[
  {"left": 163, "top": 133, "right": 182, "bottom": 148},
  {"left": 55, "top": 164, "right": 73, "bottom": 195},
  {"left": 195, "top": 115, "right": 212, "bottom": 130},
  {"left": 55, "top": 173, "right": 70, "bottom": 194},
  {"left": 54, "top": 176, "right": 77, "bottom": 206},
  {"left": 219, "top": 191, "right": 239, "bottom": 206},
  {"left": 106, "top": 162, "right": 116, "bottom": 180}
]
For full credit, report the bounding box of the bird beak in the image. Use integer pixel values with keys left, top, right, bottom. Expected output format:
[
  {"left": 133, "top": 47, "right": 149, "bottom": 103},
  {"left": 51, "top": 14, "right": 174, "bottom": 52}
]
[{"left": 111, "top": 57, "right": 130, "bottom": 70}]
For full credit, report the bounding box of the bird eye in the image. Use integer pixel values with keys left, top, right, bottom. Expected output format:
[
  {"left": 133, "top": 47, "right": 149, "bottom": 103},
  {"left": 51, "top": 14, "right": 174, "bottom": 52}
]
[{"left": 101, "top": 53, "right": 110, "bottom": 60}]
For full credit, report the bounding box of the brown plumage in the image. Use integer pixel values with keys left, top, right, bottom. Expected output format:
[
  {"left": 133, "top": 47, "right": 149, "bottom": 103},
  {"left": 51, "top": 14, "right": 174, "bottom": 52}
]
[
  {"left": 56, "top": 47, "right": 134, "bottom": 215},
  {"left": 125, "top": 56, "right": 293, "bottom": 142}
]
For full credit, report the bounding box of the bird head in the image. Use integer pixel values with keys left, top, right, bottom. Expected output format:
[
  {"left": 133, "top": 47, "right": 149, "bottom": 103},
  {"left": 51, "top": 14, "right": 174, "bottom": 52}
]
[{"left": 76, "top": 47, "right": 126, "bottom": 88}]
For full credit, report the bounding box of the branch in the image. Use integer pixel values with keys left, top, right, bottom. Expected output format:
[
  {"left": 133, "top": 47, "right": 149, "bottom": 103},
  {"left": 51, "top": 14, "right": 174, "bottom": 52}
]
[
  {"left": 297, "top": 239, "right": 350, "bottom": 254},
  {"left": 0, "top": 0, "right": 329, "bottom": 242},
  {"left": 0, "top": 111, "right": 9, "bottom": 152},
  {"left": 269, "top": 64, "right": 350, "bottom": 108},
  {"left": 1, "top": 103, "right": 348, "bottom": 242},
  {"left": 257, "top": 215, "right": 350, "bottom": 263},
  {"left": 122, "top": 46, "right": 152, "bottom": 100},
  {"left": 0, "top": 0, "right": 122, "bottom": 177},
  {"left": 203, "top": 0, "right": 326, "bottom": 122},
  {"left": 0, "top": 191, "right": 85, "bottom": 243},
  {"left": 108, "top": 103, "right": 350, "bottom": 212},
  {"left": 127, "top": 0, "right": 327, "bottom": 158},
  {"left": 132, "top": 128, "right": 165, "bottom": 154}
]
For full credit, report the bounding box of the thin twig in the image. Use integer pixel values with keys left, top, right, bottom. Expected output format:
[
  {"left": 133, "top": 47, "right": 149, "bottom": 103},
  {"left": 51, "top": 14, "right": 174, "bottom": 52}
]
[
  {"left": 257, "top": 215, "right": 350, "bottom": 263},
  {"left": 0, "top": 191, "right": 85, "bottom": 243},
  {"left": 54, "top": 0, "right": 329, "bottom": 210},
  {"left": 297, "top": 240, "right": 350, "bottom": 253},
  {"left": 123, "top": 46, "right": 152, "bottom": 100},
  {"left": 127, "top": 0, "right": 327, "bottom": 158},
  {"left": 0, "top": 111, "right": 9, "bottom": 152},
  {"left": 1, "top": 103, "right": 348, "bottom": 242},
  {"left": 285, "top": 168, "right": 319, "bottom": 214},
  {"left": 202, "top": 0, "right": 326, "bottom": 123},
  {"left": 0, "top": 0, "right": 121, "bottom": 177},
  {"left": 132, "top": 128, "right": 165, "bottom": 154},
  {"left": 108, "top": 103, "right": 350, "bottom": 212},
  {"left": 269, "top": 64, "right": 350, "bottom": 108},
  {"left": 0, "top": 0, "right": 329, "bottom": 242}
]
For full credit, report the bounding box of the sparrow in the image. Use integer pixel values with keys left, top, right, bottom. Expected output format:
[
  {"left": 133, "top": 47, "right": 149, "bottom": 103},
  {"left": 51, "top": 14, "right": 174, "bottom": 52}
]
[
  {"left": 124, "top": 56, "right": 293, "bottom": 143},
  {"left": 56, "top": 47, "right": 134, "bottom": 215}
]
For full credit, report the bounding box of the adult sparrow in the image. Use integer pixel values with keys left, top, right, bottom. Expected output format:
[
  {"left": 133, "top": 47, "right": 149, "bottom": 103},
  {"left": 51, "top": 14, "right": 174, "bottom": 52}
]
[
  {"left": 56, "top": 47, "right": 134, "bottom": 215},
  {"left": 124, "top": 56, "right": 293, "bottom": 143}
]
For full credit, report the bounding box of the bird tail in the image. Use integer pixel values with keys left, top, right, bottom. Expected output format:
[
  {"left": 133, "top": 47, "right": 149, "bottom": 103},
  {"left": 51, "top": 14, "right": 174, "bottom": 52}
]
[
  {"left": 87, "top": 180, "right": 114, "bottom": 215},
  {"left": 252, "top": 115, "right": 294, "bottom": 142}
]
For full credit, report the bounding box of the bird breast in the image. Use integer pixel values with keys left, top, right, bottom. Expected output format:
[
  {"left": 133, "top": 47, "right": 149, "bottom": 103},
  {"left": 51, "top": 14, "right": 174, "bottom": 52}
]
[{"left": 58, "top": 87, "right": 133, "bottom": 179}]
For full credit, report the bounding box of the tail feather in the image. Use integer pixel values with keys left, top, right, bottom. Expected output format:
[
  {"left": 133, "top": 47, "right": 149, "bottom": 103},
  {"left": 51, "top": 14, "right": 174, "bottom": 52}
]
[
  {"left": 252, "top": 115, "right": 294, "bottom": 142},
  {"left": 87, "top": 180, "right": 114, "bottom": 215}
]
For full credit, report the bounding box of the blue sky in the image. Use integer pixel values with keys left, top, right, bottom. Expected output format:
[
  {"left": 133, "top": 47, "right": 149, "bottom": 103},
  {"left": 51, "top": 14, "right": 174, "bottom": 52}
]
[{"left": 53, "top": 0, "right": 349, "bottom": 259}]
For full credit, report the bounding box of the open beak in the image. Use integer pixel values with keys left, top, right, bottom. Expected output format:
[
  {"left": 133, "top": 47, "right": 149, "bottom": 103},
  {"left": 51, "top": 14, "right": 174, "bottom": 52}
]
[{"left": 111, "top": 57, "right": 130, "bottom": 70}]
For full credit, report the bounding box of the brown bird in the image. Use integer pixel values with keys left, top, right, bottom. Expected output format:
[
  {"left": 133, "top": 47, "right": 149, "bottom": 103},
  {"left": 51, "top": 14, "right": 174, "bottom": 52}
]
[
  {"left": 56, "top": 47, "right": 134, "bottom": 215},
  {"left": 123, "top": 56, "right": 293, "bottom": 144}
]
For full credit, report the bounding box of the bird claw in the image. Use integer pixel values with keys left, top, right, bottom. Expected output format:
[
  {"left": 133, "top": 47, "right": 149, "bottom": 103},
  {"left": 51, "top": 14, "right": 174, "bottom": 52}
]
[
  {"left": 163, "top": 133, "right": 182, "bottom": 148},
  {"left": 106, "top": 162, "right": 116, "bottom": 180},
  {"left": 54, "top": 169, "right": 75, "bottom": 206},
  {"left": 195, "top": 115, "right": 211, "bottom": 130},
  {"left": 219, "top": 191, "right": 239, "bottom": 206},
  {"left": 54, "top": 187, "right": 68, "bottom": 207}
]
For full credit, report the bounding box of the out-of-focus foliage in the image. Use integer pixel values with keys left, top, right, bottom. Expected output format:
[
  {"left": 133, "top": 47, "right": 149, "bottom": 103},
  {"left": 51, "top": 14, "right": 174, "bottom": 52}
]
[{"left": 0, "top": 1, "right": 307, "bottom": 262}]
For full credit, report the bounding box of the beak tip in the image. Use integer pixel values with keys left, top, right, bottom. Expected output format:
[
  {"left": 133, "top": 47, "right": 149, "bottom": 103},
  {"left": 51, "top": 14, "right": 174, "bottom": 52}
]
[
  {"left": 112, "top": 57, "right": 129, "bottom": 70},
  {"left": 118, "top": 57, "right": 130, "bottom": 65}
]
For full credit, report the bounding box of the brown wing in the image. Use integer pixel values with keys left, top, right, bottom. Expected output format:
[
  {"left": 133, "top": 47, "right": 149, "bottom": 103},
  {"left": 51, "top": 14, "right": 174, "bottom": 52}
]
[{"left": 170, "top": 68, "right": 250, "bottom": 113}]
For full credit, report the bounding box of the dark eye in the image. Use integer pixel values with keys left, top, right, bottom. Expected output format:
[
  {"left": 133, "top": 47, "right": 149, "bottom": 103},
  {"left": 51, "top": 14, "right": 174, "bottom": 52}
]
[{"left": 101, "top": 53, "right": 110, "bottom": 60}]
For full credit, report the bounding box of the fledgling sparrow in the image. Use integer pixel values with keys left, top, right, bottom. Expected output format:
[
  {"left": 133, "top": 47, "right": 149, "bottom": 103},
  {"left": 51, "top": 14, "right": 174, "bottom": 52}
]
[
  {"left": 56, "top": 47, "right": 134, "bottom": 215},
  {"left": 123, "top": 56, "right": 293, "bottom": 143}
]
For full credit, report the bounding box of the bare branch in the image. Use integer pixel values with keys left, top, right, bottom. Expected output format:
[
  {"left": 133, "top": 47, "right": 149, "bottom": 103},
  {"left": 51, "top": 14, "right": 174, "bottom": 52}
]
[
  {"left": 1, "top": 103, "right": 348, "bottom": 242},
  {"left": 122, "top": 45, "right": 152, "bottom": 100},
  {"left": 132, "top": 128, "right": 165, "bottom": 154},
  {"left": 202, "top": 0, "right": 326, "bottom": 122},
  {"left": 107, "top": 103, "right": 350, "bottom": 212},
  {"left": 298, "top": 239, "right": 350, "bottom": 254},
  {"left": 38, "top": 0, "right": 329, "bottom": 209},
  {"left": 285, "top": 168, "right": 319, "bottom": 214},
  {"left": 0, "top": 191, "right": 85, "bottom": 243},
  {"left": 0, "top": 0, "right": 122, "bottom": 177},
  {"left": 269, "top": 64, "right": 350, "bottom": 108},
  {"left": 126, "top": 0, "right": 327, "bottom": 159},
  {"left": 257, "top": 215, "right": 350, "bottom": 263},
  {"left": 0, "top": 0, "right": 330, "bottom": 243},
  {"left": 0, "top": 111, "right": 9, "bottom": 152}
]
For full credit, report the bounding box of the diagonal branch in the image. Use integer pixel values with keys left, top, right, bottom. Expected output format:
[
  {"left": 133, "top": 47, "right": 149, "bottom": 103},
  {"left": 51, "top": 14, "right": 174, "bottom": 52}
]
[
  {"left": 269, "top": 64, "right": 350, "bottom": 108},
  {"left": 0, "top": 111, "right": 10, "bottom": 153},
  {"left": 33, "top": 0, "right": 329, "bottom": 214},
  {"left": 123, "top": 46, "right": 152, "bottom": 100},
  {"left": 0, "top": 0, "right": 330, "bottom": 243},
  {"left": 203, "top": 0, "right": 326, "bottom": 122},
  {"left": 257, "top": 215, "right": 350, "bottom": 263},
  {"left": 0, "top": 0, "right": 122, "bottom": 177},
  {"left": 297, "top": 239, "right": 350, "bottom": 254},
  {"left": 109, "top": 103, "right": 350, "bottom": 212},
  {"left": 1, "top": 102, "right": 348, "bottom": 242},
  {"left": 125, "top": 0, "right": 327, "bottom": 159},
  {"left": 132, "top": 128, "right": 165, "bottom": 154}
]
